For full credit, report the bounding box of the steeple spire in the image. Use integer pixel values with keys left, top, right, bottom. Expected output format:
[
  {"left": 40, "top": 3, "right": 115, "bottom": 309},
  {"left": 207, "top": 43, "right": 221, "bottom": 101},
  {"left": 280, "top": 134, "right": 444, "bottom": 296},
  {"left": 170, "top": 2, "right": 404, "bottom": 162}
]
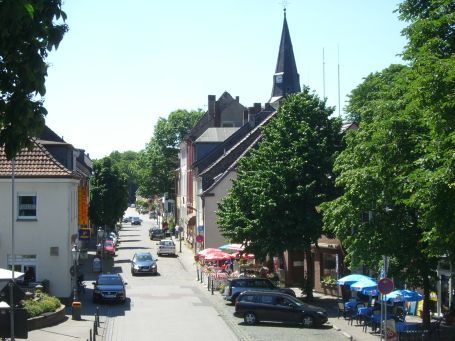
[{"left": 269, "top": 10, "right": 301, "bottom": 103}]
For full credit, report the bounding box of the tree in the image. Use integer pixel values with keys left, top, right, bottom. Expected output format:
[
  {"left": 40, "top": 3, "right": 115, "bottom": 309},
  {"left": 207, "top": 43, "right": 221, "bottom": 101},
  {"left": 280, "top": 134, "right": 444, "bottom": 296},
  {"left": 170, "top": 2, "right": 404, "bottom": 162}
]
[
  {"left": 217, "top": 88, "right": 342, "bottom": 298},
  {"left": 89, "top": 157, "right": 128, "bottom": 229},
  {"left": 109, "top": 150, "right": 139, "bottom": 204},
  {"left": 137, "top": 109, "right": 204, "bottom": 197},
  {"left": 0, "top": 0, "right": 68, "bottom": 159}
]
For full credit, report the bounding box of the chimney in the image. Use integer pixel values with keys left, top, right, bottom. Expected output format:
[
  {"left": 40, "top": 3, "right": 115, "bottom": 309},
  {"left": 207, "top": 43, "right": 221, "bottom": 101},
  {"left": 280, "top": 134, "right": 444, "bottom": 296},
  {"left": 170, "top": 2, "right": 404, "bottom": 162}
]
[
  {"left": 248, "top": 107, "right": 255, "bottom": 127},
  {"left": 235, "top": 96, "right": 239, "bottom": 102},
  {"left": 253, "top": 103, "right": 262, "bottom": 114},
  {"left": 243, "top": 108, "right": 249, "bottom": 124},
  {"left": 208, "top": 95, "right": 216, "bottom": 120}
]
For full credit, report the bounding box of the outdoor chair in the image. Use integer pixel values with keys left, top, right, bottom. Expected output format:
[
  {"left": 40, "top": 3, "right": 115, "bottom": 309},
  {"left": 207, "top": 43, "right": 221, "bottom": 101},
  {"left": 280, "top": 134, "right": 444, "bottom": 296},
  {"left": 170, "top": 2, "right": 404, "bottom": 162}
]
[
  {"left": 362, "top": 314, "right": 375, "bottom": 333},
  {"left": 428, "top": 319, "right": 441, "bottom": 340},
  {"left": 337, "top": 301, "right": 348, "bottom": 319}
]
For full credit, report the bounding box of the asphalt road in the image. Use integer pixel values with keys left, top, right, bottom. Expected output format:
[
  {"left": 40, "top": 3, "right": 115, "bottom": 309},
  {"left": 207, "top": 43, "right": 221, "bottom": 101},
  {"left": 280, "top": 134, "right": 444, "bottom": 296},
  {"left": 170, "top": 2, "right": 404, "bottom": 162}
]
[{"left": 99, "top": 207, "right": 345, "bottom": 341}]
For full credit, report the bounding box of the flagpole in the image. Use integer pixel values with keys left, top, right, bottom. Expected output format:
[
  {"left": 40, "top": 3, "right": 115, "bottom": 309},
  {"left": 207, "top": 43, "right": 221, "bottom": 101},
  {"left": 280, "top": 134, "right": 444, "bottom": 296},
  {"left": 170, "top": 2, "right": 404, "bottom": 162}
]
[{"left": 11, "top": 157, "right": 16, "bottom": 340}]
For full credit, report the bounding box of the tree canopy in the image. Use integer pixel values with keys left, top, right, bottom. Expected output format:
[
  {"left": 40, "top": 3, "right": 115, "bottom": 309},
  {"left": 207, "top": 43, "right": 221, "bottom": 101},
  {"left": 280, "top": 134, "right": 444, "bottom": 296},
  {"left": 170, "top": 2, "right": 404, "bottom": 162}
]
[
  {"left": 322, "top": 0, "right": 455, "bottom": 325},
  {"left": 0, "top": 0, "right": 67, "bottom": 159},
  {"left": 108, "top": 150, "right": 139, "bottom": 204},
  {"left": 217, "top": 88, "right": 342, "bottom": 297},
  {"left": 136, "top": 109, "right": 204, "bottom": 197},
  {"left": 89, "top": 157, "right": 128, "bottom": 228}
]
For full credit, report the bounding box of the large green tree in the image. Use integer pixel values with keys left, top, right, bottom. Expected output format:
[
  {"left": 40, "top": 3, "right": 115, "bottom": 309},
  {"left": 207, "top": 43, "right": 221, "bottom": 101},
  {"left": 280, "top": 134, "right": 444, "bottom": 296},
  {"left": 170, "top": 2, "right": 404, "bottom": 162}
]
[
  {"left": 137, "top": 109, "right": 203, "bottom": 197},
  {"left": 89, "top": 157, "right": 128, "bottom": 229},
  {"left": 217, "top": 88, "right": 342, "bottom": 298},
  {"left": 322, "top": 0, "right": 455, "bottom": 325},
  {"left": 109, "top": 150, "right": 139, "bottom": 204},
  {"left": 0, "top": 0, "right": 67, "bottom": 159}
]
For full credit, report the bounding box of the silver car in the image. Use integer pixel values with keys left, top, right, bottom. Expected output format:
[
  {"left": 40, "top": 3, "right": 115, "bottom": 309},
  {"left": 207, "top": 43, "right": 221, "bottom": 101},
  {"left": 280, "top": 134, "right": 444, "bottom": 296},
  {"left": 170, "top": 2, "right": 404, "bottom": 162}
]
[
  {"left": 157, "top": 239, "right": 176, "bottom": 256},
  {"left": 131, "top": 252, "right": 158, "bottom": 276}
]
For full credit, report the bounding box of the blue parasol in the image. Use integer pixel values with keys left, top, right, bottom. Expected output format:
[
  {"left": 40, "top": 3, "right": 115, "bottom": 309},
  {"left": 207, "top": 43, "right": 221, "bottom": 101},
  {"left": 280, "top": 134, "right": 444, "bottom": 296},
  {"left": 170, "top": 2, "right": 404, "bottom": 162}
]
[
  {"left": 337, "top": 274, "right": 373, "bottom": 286},
  {"left": 385, "top": 289, "right": 423, "bottom": 302},
  {"left": 350, "top": 278, "right": 378, "bottom": 296}
]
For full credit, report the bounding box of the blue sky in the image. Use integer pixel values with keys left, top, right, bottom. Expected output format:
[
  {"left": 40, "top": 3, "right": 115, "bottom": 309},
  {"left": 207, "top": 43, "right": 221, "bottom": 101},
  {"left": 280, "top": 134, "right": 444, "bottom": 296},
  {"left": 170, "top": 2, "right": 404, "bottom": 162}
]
[{"left": 44, "top": 0, "right": 407, "bottom": 159}]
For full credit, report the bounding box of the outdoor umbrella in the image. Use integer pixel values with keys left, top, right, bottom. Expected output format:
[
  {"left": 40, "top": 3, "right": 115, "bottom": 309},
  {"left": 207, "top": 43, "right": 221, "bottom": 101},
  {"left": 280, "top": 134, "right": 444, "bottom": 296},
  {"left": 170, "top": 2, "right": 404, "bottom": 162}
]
[
  {"left": 385, "top": 289, "right": 423, "bottom": 302},
  {"left": 337, "top": 274, "right": 373, "bottom": 286},
  {"left": 232, "top": 251, "right": 255, "bottom": 260},
  {"left": 350, "top": 278, "right": 378, "bottom": 296},
  {"left": 0, "top": 268, "right": 24, "bottom": 280},
  {"left": 218, "top": 244, "right": 245, "bottom": 252},
  {"left": 196, "top": 248, "right": 221, "bottom": 258},
  {"left": 204, "top": 251, "right": 234, "bottom": 262}
]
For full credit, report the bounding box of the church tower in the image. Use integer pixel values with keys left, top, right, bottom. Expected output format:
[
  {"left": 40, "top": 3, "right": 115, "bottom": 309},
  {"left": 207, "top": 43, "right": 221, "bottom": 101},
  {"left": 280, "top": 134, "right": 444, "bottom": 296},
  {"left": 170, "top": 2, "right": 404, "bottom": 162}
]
[{"left": 269, "top": 9, "right": 301, "bottom": 103}]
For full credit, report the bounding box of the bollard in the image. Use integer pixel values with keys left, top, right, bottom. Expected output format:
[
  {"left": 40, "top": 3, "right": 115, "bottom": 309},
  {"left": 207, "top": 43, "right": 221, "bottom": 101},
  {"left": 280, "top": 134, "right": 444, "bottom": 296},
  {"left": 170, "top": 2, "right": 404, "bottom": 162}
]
[
  {"left": 90, "top": 330, "right": 92, "bottom": 341},
  {"left": 211, "top": 277, "right": 214, "bottom": 295},
  {"left": 207, "top": 276, "right": 210, "bottom": 290},
  {"left": 197, "top": 268, "right": 200, "bottom": 281},
  {"left": 201, "top": 270, "right": 203, "bottom": 283},
  {"left": 93, "top": 328, "right": 96, "bottom": 341},
  {"left": 96, "top": 306, "right": 100, "bottom": 327},
  {"left": 94, "top": 320, "right": 97, "bottom": 335}
]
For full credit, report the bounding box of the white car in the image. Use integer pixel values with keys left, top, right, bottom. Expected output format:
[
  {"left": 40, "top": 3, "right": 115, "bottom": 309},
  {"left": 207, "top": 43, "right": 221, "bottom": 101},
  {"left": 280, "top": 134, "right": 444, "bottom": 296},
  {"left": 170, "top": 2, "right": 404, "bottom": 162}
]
[{"left": 157, "top": 239, "right": 176, "bottom": 256}]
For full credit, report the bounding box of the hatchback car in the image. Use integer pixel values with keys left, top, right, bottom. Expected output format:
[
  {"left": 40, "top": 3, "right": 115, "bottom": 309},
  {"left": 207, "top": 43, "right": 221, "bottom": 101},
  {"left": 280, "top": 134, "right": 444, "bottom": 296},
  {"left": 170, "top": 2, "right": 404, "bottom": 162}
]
[
  {"left": 92, "top": 273, "right": 127, "bottom": 303},
  {"left": 157, "top": 239, "right": 176, "bottom": 256},
  {"left": 234, "top": 291, "right": 327, "bottom": 328},
  {"left": 149, "top": 228, "right": 164, "bottom": 240},
  {"left": 223, "top": 278, "right": 295, "bottom": 303},
  {"left": 131, "top": 217, "right": 141, "bottom": 225},
  {"left": 131, "top": 252, "right": 158, "bottom": 276},
  {"left": 96, "top": 240, "right": 115, "bottom": 256},
  {"left": 122, "top": 216, "right": 132, "bottom": 223}
]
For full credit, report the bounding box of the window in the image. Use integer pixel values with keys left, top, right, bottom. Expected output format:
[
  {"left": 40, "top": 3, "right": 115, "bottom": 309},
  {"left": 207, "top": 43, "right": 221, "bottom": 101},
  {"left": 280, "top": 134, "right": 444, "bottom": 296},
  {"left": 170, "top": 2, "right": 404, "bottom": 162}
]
[
  {"left": 18, "top": 194, "right": 37, "bottom": 219},
  {"left": 321, "top": 253, "right": 337, "bottom": 279},
  {"left": 259, "top": 295, "right": 274, "bottom": 304}
]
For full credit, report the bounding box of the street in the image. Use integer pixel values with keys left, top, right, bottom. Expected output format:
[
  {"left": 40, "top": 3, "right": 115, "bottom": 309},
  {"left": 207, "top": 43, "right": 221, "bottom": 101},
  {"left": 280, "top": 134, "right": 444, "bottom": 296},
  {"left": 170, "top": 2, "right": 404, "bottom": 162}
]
[{"left": 92, "top": 207, "right": 345, "bottom": 341}]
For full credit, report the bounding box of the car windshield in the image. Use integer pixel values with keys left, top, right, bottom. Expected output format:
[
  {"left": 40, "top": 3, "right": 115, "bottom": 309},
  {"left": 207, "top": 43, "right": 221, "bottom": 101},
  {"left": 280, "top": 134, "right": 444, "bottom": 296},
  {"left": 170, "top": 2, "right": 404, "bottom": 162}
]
[
  {"left": 105, "top": 241, "right": 113, "bottom": 246},
  {"left": 160, "top": 240, "right": 173, "bottom": 246},
  {"left": 285, "top": 295, "right": 305, "bottom": 306},
  {"left": 132, "top": 217, "right": 139, "bottom": 221},
  {"left": 136, "top": 254, "right": 153, "bottom": 261},
  {"left": 98, "top": 276, "right": 122, "bottom": 285}
]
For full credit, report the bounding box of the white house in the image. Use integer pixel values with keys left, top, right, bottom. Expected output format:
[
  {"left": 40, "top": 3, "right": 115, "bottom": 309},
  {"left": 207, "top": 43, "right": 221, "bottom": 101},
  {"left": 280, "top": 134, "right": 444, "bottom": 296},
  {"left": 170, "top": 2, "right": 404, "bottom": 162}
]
[{"left": 0, "top": 139, "right": 82, "bottom": 297}]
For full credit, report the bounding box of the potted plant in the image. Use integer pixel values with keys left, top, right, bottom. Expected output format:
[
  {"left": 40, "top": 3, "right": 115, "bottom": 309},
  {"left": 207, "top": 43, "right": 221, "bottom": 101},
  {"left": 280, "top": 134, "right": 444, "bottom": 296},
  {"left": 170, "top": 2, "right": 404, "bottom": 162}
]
[{"left": 320, "top": 276, "right": 338, "bottom": 296}]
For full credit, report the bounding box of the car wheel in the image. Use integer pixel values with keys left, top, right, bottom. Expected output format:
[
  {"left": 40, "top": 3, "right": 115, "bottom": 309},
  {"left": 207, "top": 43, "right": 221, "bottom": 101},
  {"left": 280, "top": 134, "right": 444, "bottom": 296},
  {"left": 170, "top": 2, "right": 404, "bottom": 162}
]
[
  {"left": 244, "top": 312, "right": 257, "bottom": 325},
  {"left": 302, "top": 315, "right": 314, "bottom": 328}
]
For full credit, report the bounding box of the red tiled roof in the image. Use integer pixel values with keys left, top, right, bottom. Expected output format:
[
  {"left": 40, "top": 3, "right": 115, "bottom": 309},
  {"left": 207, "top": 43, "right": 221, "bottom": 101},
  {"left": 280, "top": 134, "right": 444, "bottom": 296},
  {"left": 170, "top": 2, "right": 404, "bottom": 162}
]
[{"left": 0, "top": 140, "right": 76, "bottom": 178}]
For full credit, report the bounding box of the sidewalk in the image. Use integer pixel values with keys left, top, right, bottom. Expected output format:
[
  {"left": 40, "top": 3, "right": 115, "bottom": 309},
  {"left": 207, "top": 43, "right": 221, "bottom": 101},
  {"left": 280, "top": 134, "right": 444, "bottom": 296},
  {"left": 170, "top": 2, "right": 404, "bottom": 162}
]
[{"left": 27, "top": 235, "right": 113, "bottom": 341}]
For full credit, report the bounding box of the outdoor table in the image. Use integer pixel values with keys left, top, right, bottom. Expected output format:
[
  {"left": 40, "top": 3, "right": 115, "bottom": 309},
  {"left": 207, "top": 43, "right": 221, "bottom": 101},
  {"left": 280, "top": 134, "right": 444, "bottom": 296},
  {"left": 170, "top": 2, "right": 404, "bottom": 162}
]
[
  {"left": 395, "top": 322, "right": 421, "bottom": 333},
  {"left": 344, "top": 300, "right": 357, "bottom": 311},
  {"left": 358, "top": 306, "right": 372, "bottom": 317}
]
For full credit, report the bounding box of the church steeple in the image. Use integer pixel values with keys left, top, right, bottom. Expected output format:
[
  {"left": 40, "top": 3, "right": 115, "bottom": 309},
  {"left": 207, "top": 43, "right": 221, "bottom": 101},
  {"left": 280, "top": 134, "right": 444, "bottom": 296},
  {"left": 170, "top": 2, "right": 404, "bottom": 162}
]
[{"left": 269, "top": 9, "right": 301, "bottom": 103}]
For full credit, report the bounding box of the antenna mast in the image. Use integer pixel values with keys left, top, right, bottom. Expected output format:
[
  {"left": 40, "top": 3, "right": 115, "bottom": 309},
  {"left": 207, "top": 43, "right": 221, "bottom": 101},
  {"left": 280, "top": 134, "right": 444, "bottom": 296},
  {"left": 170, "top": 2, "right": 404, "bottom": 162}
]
[
  {"left": 323, "top": 48, "right": 326, "bottom": 99},
  {"left": 337, "top": 45, "right": 341, "bottom": 118}
]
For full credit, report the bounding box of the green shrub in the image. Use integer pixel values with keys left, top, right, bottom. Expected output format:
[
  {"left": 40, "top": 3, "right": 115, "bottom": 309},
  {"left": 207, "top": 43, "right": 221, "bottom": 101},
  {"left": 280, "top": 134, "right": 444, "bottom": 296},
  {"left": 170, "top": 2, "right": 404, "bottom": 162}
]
[{"left": 23, "top": 293, "right": 61, "bottom": 318}]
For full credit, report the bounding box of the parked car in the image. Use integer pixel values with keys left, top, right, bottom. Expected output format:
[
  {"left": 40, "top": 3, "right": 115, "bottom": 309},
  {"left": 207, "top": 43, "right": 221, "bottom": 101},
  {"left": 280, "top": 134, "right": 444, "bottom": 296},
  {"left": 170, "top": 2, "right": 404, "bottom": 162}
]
[
  {"left": 109, "top": 232, "right": 119, "bottom": 245},
  {"left": 131, "top": 217, "right": 141, "bottom": 225},
  {"left": 97, "top": 240, "right": 116, "bottom": 256},
  {"left": 234, "top": 291, "right": 327, "bottom": 328},
  {"left": 149, "top": 228, "right": 164, "bottom": 240},
  {"left": 131, "top": 252, "right": 158, "bottom": 276},
  {"left": 223, "top": 278, "right": 295, "bottom": 303},
  {"left": 122, "top": 216, "right": 132, "bottom": 223},
  {"left": 157, "top": 239, "right": 176, "bottom": 256},
  {"left": 92, "top": 273, "right": 127, "bottom": 303}
]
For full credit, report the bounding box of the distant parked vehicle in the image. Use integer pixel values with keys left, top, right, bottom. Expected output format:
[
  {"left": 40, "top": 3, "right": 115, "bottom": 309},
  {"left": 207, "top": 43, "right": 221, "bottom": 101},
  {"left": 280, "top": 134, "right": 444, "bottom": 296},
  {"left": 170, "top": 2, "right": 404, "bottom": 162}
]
[
  {"left": 131, "top": 252, "right": 158, "bottom": 276},
  {"left": 156, "top": 239, "right": 176, "bottom": 256},
  {"left": 234, "top": 291, "right": 327, "bottom": 328},
  {"left": 223, "top": 278, "right": 295, "bottom": 304},
  {"left": 122, "top": 216, "right": 132, "bottom": 223},
  {"left": 131, "top": 217, "right": 141, "bottom": 225},
  {"left": 97, "top": 240, "right": 115, "bottom": 256},
  {"left": 149, "top": 228, "right": 164, "bottom": 240},
  {"left": 92, "top": 273, "right": 127, "bottom": 303}
]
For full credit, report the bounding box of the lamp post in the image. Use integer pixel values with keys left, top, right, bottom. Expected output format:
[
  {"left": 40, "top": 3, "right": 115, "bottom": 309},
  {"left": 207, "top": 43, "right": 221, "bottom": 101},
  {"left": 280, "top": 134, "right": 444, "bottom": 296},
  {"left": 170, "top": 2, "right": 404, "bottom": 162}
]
[{"left": 71, "top": 244, "right": 80, "bottom": 302}]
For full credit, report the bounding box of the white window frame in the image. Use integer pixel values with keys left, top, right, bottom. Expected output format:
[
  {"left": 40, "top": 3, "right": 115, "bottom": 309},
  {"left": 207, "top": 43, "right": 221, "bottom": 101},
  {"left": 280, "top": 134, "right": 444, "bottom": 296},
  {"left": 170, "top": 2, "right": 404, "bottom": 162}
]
[{"left": 17, "top": 192, "right": 37, "bottom": 220}]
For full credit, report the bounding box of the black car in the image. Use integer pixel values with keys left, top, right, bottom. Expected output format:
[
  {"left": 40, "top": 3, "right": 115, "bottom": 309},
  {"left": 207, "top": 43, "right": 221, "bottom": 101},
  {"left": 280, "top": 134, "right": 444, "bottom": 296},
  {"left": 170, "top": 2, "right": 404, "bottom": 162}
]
[
  {"left": 92, "top": 273, "right": 127, "bottom": 303},
  {"left": 149, "top": 228, "right": 164, "bottom": 240},
  {"left": 131, "top": 217, "right": 141, "bottom": 225},
  {"left": 234, "top": 291, "right": 328, "bottom": 328},
  {"left": 223, "top": 278, "right": 295, "bottom": 303}
]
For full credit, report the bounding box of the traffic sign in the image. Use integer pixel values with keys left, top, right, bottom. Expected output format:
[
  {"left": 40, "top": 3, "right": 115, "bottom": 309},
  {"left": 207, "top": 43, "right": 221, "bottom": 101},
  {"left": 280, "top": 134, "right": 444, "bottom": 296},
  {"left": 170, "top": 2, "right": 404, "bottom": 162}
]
[
  {"left": 378, "top": 277, "right": 394, "bottom": 295},
  {"left": 196, "top": 235, "right": 204, "bottom": 243}
]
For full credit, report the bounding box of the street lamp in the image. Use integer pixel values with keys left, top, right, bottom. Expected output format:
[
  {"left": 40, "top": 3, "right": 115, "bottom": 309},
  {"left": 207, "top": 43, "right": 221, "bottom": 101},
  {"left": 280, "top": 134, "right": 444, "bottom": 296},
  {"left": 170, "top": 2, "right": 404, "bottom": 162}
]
[{"left": 71, "top": 244, "right": 80, "bottom": 302}]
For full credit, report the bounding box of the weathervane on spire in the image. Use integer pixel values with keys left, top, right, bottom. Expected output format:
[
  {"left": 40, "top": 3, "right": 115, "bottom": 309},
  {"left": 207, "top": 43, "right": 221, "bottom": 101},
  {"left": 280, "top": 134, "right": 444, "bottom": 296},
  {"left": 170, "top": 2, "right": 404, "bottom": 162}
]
[{"left": 280, "top": 0, "right": 290, "bottom": 14}]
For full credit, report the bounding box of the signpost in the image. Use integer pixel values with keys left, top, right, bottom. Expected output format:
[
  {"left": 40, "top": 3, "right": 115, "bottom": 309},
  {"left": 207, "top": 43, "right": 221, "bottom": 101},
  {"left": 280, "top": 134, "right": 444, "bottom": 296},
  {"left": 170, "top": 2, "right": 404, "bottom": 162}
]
[{"left": 378, "top": 277, "right": 394, "bottom": 341}]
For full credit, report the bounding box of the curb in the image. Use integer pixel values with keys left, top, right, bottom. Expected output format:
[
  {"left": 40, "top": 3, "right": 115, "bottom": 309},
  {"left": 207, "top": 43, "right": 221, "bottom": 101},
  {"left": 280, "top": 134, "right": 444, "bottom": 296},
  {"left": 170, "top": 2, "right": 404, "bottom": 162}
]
[{"left": 27, "top": 304, "right": 66, "bottom": 331}]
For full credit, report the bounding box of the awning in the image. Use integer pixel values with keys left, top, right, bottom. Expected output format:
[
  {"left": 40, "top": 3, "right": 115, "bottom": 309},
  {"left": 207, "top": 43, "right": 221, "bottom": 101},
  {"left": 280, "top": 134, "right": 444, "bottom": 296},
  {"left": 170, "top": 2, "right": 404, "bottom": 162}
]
[{"left": 0, "top": 268, "right": 24, "bottom": 280}]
